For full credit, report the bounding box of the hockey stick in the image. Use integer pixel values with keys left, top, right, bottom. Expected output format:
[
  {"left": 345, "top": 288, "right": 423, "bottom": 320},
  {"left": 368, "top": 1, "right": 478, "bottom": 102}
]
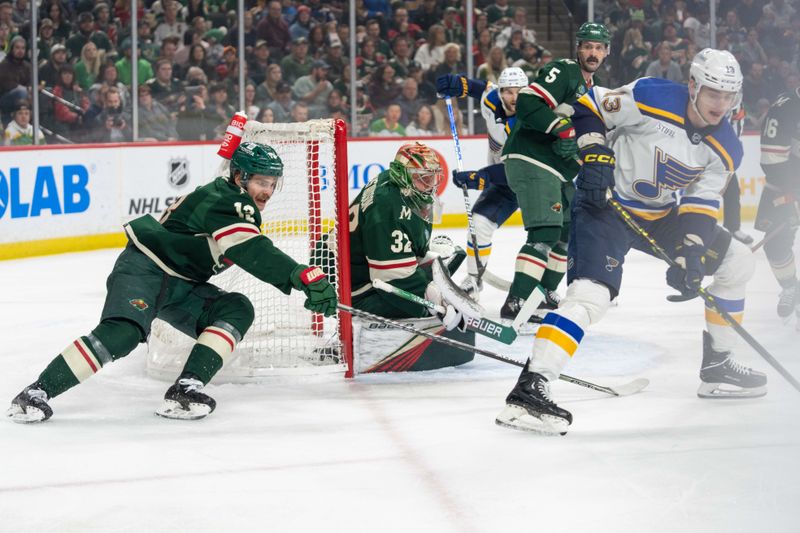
[
  {"left": 338, "top": 303, "right": 649, "bottom": 397},
  {"left": 445, "top": 96, "right": 486, "bottom": 284},
  {"left": 482, "top": 269, "right": 511, "bottom": 291},
  {"left": 372, "top": 279, "right": 519, "bottom": 344},
  {"left": 609, "top": 198, "right": 800, "bottom": 393},
  {"left": 750, "top": 200, "right": 800, "bottom": 253}
]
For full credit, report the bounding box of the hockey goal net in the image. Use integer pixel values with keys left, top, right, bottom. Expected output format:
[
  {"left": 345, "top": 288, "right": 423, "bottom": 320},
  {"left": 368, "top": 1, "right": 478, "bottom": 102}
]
[{"left": 146, "top": 118, "right": 353, "bottom": 382}]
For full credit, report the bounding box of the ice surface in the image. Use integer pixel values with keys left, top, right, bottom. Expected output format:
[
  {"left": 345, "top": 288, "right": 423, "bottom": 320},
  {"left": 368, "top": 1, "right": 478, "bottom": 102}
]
[{"left": 1, "top": 225, "right": 798, "bottom": 533}]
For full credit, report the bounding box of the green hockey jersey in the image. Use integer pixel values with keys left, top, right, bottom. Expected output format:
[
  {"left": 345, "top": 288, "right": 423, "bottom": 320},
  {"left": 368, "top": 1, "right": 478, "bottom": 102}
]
[
  {"left": 349, "top": 170, "right": 432, "bottom": 318},
  {"left": 502, "top": 58, "right": 593, "bottom": 182},
  {"left": 124, "top": 176, "right": 298, "bottom": 293}
]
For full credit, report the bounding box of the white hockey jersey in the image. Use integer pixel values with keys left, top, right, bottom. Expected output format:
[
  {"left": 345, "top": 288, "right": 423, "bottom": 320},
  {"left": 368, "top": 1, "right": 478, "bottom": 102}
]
[
  {"left": 575, "top": 78, "right": 743, "bottom": 222},
  {"left": 480, "top": 83, "right": 517, "bottom": 165}
]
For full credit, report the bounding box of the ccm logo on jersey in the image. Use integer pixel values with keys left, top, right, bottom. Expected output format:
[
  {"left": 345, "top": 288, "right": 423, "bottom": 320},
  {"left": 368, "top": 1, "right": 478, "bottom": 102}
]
[{"left": 583, "top": 153, "right": 615, "bottom": 165}]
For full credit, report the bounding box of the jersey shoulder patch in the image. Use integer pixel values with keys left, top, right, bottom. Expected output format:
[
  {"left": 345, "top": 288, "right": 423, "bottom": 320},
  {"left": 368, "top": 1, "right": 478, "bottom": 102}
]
[
  {"left": 703, "top": 120, "right": 743, "bottom": 172},
  {"left": 631, "top": 78, "right": 688, "bottom": 128},
  {"left": 483, "top": 87, "right": 501, "bottom": 113}
]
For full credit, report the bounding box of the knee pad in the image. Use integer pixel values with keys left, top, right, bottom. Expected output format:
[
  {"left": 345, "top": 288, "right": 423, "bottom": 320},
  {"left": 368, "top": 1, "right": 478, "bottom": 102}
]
[
  {"left": 526, "top": 227, "right": 560, "bottom": 250},
  {"left": 91, "top": 318, "right": 143, "bottom": 362},
  {"left": 201, "top": 292, "right": 254, "bottom": 338},
  {"left": 714, "top": 238, "right": 755, "bottom": 288},
  {"left": 562, "top": 278, "right": 612, "bottom": 326}
]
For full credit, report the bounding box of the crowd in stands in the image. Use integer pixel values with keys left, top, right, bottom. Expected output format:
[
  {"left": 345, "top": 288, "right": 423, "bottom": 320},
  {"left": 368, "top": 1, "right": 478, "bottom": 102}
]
[{"left": 0, "top": 0, "right": 797, "bottom": 145}]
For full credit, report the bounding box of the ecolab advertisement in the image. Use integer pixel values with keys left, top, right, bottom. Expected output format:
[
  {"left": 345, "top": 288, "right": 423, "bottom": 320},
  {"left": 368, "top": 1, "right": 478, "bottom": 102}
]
[{"left": 0, "top": 135, "right": 766, "bottom": 259}]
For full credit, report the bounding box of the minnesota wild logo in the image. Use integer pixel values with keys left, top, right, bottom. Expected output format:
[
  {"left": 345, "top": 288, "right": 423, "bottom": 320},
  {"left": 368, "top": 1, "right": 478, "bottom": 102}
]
[
  {"left": 129, "top": 299, "right": 149, "bottom": 311},
  {"left": 551, "top": 202, "right": 563, "bottom": 213}
]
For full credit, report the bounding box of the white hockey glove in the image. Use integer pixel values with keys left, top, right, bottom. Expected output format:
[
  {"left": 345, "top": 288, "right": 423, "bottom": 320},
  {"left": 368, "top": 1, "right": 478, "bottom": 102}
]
[
  {"left": 429, "top": 235, "right": 457, "bottom": 259},
  {"left": 425, "top": 257, "right": 485, "bottom": 332},
  {"left": 425, "top": 283, "right": 466, "bottom": 332}
]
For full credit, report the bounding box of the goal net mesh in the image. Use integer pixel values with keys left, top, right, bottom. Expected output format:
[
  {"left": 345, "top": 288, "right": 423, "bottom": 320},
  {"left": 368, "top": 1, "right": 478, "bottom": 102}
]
[{"left": 147, "top": 119, "right": 349, "bottom": 382}]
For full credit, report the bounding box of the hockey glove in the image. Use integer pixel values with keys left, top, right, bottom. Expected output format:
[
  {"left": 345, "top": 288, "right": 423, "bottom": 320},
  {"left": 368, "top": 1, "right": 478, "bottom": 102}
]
[
  {"left": 666, "top": 235, "right": 706, "bottom": 296},
  {"left": 290, "top": 265, "right": 338, "bottom": 317},
  {"left": 575, "top": 144, "right": 616, "bottom": 208},
  {"left": 452, "top": 168, "right": 488, "bottom": 190},
  {"left": 550, "top": 118, "right": 578, "bottom": 159},
  {"left": 436, "top": 74, "right": 468, "bottom": 98}
]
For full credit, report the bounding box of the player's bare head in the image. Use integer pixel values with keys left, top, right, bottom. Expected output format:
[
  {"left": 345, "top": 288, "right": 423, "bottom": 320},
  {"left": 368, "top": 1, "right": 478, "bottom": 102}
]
[
  {"left": 497, "top": 67, "right": 528, "bottom": 114},
  {"left": 575, "top": 22, "right": 610, "bottom": 73},
  {"left": 688, "top": 48, "right": 742, "bottom": 127},
  {"left": 230, "top": 142, "right": 284, "bottom": 209},
  {"left": 389, "top": 142, "right": 443, "bottom": 219}
]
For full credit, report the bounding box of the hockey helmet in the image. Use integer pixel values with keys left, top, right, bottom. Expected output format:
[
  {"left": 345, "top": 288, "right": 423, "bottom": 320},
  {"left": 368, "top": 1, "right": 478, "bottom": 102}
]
[
  {"left": 575, "top": 22, "right": 610, "bottom": 46},
  {"left": 229, "top": 141, "right": 284, "bottom": 188},
  {"left": 389, "top": 141, "right": 443, "bottom": 214},
  {"left": 689, "top": 48, "right": 742, "bottom": 107},
  {"left": 497, "top": 67, "right": 529, "bottom": 89}
]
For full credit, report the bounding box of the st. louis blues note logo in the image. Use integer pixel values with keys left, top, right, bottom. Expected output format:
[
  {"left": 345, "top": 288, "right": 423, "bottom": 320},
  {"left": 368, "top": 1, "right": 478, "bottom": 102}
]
[
  {"left": 605, "top": 256, "right": 620, "bottom": 272},
  {"left": 632, "top": 147, "right": 703, "bottom": 199}
]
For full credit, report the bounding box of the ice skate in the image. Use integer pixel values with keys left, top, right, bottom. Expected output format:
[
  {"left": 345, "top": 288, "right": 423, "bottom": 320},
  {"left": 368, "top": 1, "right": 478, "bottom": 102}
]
[
  {"left": 7, "top": 383, "right": 53, "bottom": 424},
  {"left": 500, "top": 294, "right": 542, "bottom": 330},
  {"left": 155, "top": 375, "right": 216, "bottom": 420},
  {"left": 731, "top": 230, "right": 754, "bottom": 246},
  {"left": 458, "top": 275, "right": 483, "bottom": 300},
  {"left": 495, "top": 363, "right": 572, "bottom": 435},
  {"left": 777, "top": 282, "right": 798, "bottom": 320},
  {"left": 697, "top": 331, "right": 767, "bottom": 399}
]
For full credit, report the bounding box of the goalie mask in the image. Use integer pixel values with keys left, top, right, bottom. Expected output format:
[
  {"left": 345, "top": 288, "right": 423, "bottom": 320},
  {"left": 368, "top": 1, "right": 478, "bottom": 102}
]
[
  {"left": 229, "top": 141, "right": 284, "bottom": 189},
  {"left": 389, "top": 142, "right": 443, "bottom": 222}
]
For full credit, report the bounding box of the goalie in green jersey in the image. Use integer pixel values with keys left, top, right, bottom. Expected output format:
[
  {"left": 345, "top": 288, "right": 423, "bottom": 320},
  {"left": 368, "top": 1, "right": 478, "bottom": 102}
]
[{"left": 7, "top": 142, "right": 338, "bottom": 422}]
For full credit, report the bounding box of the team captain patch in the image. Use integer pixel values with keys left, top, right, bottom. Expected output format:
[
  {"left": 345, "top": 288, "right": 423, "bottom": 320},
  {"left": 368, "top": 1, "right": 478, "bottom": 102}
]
[{"left": 129, "top": 299, "right": 149, "bottom": 311}]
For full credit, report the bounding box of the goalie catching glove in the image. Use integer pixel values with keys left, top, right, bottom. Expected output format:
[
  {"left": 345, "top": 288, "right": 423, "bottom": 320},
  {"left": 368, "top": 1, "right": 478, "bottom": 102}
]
[
  {"left": 576, "top": 144, "right": 616, "bottom": 208},
  {"left": 666, "top": 234, "right": 706, "bottom": 297},
  {"left": 290, "top": 265, "right": 337, "bottom": 317},
  {"left": 425, "top": 257, "right": 484, "bottom": 331}
]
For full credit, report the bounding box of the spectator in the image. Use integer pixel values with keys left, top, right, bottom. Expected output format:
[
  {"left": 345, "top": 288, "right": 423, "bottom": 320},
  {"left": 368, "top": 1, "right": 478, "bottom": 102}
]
[
  {"left": 9, "top": 0, "right": 25, "bottom": 28},
  {"left": 137, "top": 84, "right": 178, "bottom": 141},
  {"left": 247, "top": 40, "right": 272, "bottom": 86},
  {"left": 74, "top": 42, "right": 103, "bottom": 91},
  {"left": 280, "top": 37, "right": 312, "bottom": 85},
  {"left": 92, "top": 86, "right": 131, "bottom": 142},
  {"left": 181, "top": 0, "right": 207, "bottom": 25},
  {"left": 256, "top": 63, "right": 283, "bottom": 107},
  {"left": 367, "top": 63, "right": 401, "bottom": 112},
  {"left": 365, "top": 18, "right": 391, "bottom": 58},
  {"left": 405, "top": 104, "right": 437, "bottom": 136},
  {"left": 474, "top": 10, "right": 490, "bottom": 39},
  {"left": 267, "top": 81, "right": 295, "bottom": 123},
  {"left": 473, "top": 28, "right": 493, "bottom": 68},
  {"left": 357, "top": 37, "right": 385, "bottom": 79},
  {"left": 308, "top": 25, "right": 327, "bottom": 58},
  {"left": 407, "top": 62, "right": 437, "bottom": 105},
  {"left": 363, "top": 0, "right": 391, "bottom": 19},
  {"left": 136, "top": 14, "right": 160, "bottom": 63},
  {"left": 738, "top": 0, "right": 764, "bottom": 30},
  {"left": 504, "top": 29, "right": 526, "bottom": 64},
  {"left": 433, "top": 94, "right": 465, "bottom": 135},
  {"left": 763, "top": 0, "right": 795, "bottom": 31},
  {"left": 256, "top": 106, "right": 274, "bottom": 124},
  {"left": 432, "top": 42, "right": 464, "bottom": 80},
  {"left": 36, "top": 18, "right": 57, "bottom": 62},
  {"left": 147, "top": 58, "right": 184, "bottom": 113},
  {"left": 397, "top": 77, "right": 420, "bottom": 125},
  {"left": 644, "top": 42, "right": 682, "bottom": 82},
  {"left": 66, "top": 11, "right": 112, "bottom": 60},
  {"left": 225, "top": 9, "right": 258, "bottom": 52},
  {"left": 290, "top": 5, "right": 313, "bottom": 41},
  {"left": 258, "top": 0, "right": 291, "bottom": 57},
  {"left": 486, "top": 0, "right": 513, "bottom": 26},
  {"left": 290, "top": 101, "right": 309, "bottom": 123},
  {"left": 442, "top": 7, "right": 466, "bottom": 44},
  {"left": 52, "top": 65, "right": 90, "bottom": 138},
  {"left": 512, "top": 41, "right": 541, "bottom": 80},
  {"left": 293, "top": 59, "right": 333, "bottom": 118},
  {"left": 159, "top": 36, "right": 184, "bottom": 79},
  {"left": 369, "top": 103, "right": 405, "bottom": 136},
  {"left": 495, "top": 7, "right": 536, "bottom": 49},
  {"left": 4, "top": 100, "right": 45, "bottom": 145},
  {"left": 176, "top": 84, "right": 217, "bottom": 140},
  {"left": 185, "top": 42, "right": 214, "bottom": 80},
  {"left": 46, "top": 1, "right": 72, "bottom": 43},
  {"left": 680, "top": 42, "right": 699, "bottom": 82},
  {"left": 93, "top": 3, "right": 117, "bottom": 46},
  {"left": 719, "top": 10, "right": 748, "bottom": 48},
  {"left": 325, "top": 88, "right": 347, "bottom": 116},
  {"left": 743, "top": 62, "right": 771, "bottom": 111},
  {"left": 115, "top": 39, "right": 154, "bottom": 87},
  {"left": 477, "top": 45, "right": 507, "bottom": 83},
  {"left": 682, "top": 7, "right": 711, "bottom": 50},
  {"left": 414, "top": 24, "right": 447, "bottom": 71},
  {"left": 0, "top": 36, "right": 30, "bottom": 120},
  {"left": 387, "top": 7, "right": 422, "bottom": 42},
  {"left": 323, "top": 41, "right": 346, "bottom": 79},
  {"left": 154, "top": 0, "right": 187, "bottom": 47},
  {"left": 39, "top": 43, "right": 69, "bottom": 87},
  {"left": 660, "top": 24, "right": 689, "bottom": 64},
  {"left": 739, "top": 29, "right": 768, "bottom": 66},
  {"left": 90, "top": 60, "right": 131, "bottom": 110}
]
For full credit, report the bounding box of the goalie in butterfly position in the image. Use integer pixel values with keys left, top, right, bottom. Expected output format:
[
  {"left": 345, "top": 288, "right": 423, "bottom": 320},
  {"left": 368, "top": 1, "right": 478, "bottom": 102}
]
[
  {"left": 348, "top": 141, "right": 480, "bottom": 371},
  {"left": 495, "top": 49, "right": 768, "bottom": 435},
  {"left": 7, "top": 142, "right": 337, "bottom": 423}
]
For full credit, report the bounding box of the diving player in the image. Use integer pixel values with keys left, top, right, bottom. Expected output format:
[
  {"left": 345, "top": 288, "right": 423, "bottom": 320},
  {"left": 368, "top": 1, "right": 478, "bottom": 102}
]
[
  {"left": 7, "top": 142, "right": 338, "bottom": 422},
  {"left": 435, "top": 67, "right": 529, "bottom": 295},
  {"left": 757, "top": 89, "right": 800, "bottom": 322},
  {"left": 495, "top": 49, "right": 767, "bottom": 435}
]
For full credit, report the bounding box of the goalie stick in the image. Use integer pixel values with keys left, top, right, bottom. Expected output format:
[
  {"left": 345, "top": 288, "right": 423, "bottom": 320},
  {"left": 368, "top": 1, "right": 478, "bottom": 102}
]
[
  {"left": 609, "top": 197, "right": 800, "bottom": 393},
  {"left": 339, "top": 303, "right": 649, "bottom": 397},
  {"left": 372, "top": 279, "right": 519, "bottom": 344}
]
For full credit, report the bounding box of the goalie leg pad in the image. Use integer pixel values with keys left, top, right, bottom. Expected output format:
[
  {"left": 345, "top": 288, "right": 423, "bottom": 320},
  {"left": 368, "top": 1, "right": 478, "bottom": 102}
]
[{"left": 430, "top": 257, "right": 484, "bottom": 320}]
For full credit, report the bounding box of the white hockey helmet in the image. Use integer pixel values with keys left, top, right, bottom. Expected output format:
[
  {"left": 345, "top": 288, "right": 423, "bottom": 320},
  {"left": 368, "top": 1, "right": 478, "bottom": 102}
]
[
  {"left": 497, "top": 67, "right": 529, "bottom": 89},
  {"left": 689, "top": 48, "right": 743, "bottom": 103}
]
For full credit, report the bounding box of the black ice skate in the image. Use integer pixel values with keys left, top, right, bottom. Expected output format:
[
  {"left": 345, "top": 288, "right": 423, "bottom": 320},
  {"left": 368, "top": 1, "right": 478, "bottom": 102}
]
[
  {"left": 698, "top": 331, "right": 767, "bottom": 399},
  {"left": 155, "top": 375, "right": 216, "bottom": 420},
  {"left": 777, "top": 282, "right": 798, "bottom": 320},
  {"left": 500, "top": 294, "right": 543, "bottom": 326},
  {"left": 6, "top": 383, "right": 53, "bottom": 424},
  {"left": 538, "top": 289, "right": 561, "bottom": 311},
  {"left": 495, "top": 363, "right": 572, "bottom": 435}
]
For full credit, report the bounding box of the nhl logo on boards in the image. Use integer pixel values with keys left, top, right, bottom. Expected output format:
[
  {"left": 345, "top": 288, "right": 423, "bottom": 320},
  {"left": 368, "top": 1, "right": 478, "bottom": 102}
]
[
  {"left": 167, "top": 158, "right": 190, "bottom": 189},
  {"left": 129, "top": 299, "right": 149, "bottom": 311}
]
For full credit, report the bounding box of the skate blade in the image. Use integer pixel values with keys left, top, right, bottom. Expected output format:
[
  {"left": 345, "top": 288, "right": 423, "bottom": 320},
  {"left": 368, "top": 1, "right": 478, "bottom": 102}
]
[
  {"left": 155, "top": 400, "right": 212, "bottom": 420},
  {"left": 501, "top": 319, "right": 539, "bottom": 336},
  {"left": 6, "top": 405, "right": 48, "bottom": 424},
  {"left": 697, "top": 382, "right": 767, "bottom": 399},
  {"left": 494, "top": 405, "right": 568, "bottom": 436}
]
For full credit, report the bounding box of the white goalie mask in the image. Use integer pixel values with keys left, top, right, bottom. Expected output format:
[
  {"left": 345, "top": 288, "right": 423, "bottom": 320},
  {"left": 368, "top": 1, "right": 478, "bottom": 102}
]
[
  {"left": 689, "top": 48, "right": 743, "bottom": 111},
  {"left": 497, "top": 67, "right": 529, "bottom": 89}
]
